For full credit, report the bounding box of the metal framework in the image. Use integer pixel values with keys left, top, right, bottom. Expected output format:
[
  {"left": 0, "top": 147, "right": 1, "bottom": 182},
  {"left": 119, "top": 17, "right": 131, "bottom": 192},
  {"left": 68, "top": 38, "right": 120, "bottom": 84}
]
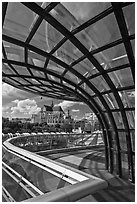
[{"left": 2, "top": 2, "right": 135, "bottom": 182}]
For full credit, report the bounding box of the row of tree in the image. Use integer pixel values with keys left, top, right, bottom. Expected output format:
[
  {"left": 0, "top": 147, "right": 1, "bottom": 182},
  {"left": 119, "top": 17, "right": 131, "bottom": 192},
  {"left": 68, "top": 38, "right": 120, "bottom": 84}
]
[
  {"left": 2, "top": 119, "right": 73, "bottom": 134},
  {"left": 2, "top": 117, "right": 101, "bottom": 134}
]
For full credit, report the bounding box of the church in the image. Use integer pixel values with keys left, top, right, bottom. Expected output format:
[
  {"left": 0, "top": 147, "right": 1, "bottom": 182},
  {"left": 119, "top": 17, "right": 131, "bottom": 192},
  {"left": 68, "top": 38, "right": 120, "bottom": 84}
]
[
  {"left": 40, "top": 102, "right": 65, "bottom": 125},
  {"left": 31, "top": 102, "right": 65, "bottom": 125}
]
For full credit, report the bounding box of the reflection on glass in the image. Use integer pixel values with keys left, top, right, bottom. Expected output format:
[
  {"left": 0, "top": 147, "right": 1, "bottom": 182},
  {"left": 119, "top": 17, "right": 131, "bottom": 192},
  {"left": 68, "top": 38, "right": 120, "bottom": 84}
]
[
  {"left": 61, "top": 2, "right": 111, "bottom": 29},
  {"left": 118, "top": 132, "right": 127, "bottom": 150},
  {"left": 118, "top": 90, "right": 135, "bottom": 108},
  {"left": 90, "top": 75, "right": 110, "bottom": 92},
  {"left": 47, "top": 60, "right": 65, "bottom": 75},
  {"left": 125, "top": 111, "right": 135, "bottom": 129},
  {"left": 94, "top": 43, "right": 128, "bottom": 69},
  {"left": 103, "top": 93, "right": 118, "bottom": 109},
  {"left": 112, "top": 112, "right": 124, "bottom": 129},
  {"left": 31, "top": 21, "right": 64, "bottom": 52},
  {"left": 122, "top": 4, "right": 135, "bottom": 35},
  {"left": 54, "top": 40, "right": 83, "bottom": 65},
  {"left": 2, "top": 147, "right": 71, "bottom": 202},
  {"left": 4, "top": 2, "right": 36, "bottom": 41}
]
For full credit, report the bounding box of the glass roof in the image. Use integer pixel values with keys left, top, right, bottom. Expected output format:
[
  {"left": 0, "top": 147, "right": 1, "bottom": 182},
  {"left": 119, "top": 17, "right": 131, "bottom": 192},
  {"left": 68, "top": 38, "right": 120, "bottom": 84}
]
[{"left": 2, "top": 2, "right": 135, "bottom": 183}]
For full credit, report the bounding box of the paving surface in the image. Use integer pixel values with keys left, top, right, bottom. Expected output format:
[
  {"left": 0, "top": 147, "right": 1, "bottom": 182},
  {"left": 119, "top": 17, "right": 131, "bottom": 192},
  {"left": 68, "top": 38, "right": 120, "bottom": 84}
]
[{"left": 46, "top": 148, "right": 135, "bottom": 202}]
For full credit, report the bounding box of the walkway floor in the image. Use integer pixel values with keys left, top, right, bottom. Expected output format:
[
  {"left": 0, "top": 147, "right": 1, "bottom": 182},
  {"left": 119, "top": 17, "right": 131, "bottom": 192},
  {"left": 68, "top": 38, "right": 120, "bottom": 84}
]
[{"left": 45, "top": 147, "right": 135, "bottom": 202}]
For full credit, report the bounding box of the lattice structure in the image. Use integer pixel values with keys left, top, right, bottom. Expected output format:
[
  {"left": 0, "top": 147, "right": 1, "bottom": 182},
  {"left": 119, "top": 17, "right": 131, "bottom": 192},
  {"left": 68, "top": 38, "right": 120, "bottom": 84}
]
[{"left": 2, "top": 2, "right": 135, "bottom": 182}]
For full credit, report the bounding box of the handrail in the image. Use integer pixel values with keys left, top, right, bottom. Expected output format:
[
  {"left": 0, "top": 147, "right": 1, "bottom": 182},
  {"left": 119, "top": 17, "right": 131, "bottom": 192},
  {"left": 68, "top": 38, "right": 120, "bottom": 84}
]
[
  {"left": 3, "top": 135, "right": 107, "bottom": 202},
  {"left": 2, "top": 186, "right": 15, "bottom": 202},
  {"left": 24, "top": 177, "right": 108, "bottom": 202},
  {"left": 3, "top": 132, "right": 103, "bottom": 152},
  {"left": 2, "top": 161, "right": 43, "bottom": 196},
  {"left": 3, "top": 166, "right": 36, "bottom": 198},
  {"left": 3, "top": 138, "right": 98, "bottom": 184}
]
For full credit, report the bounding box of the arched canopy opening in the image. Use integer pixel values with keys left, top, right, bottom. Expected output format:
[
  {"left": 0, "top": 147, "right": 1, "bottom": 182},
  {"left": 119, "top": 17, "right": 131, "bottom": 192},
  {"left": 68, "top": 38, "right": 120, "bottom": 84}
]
[{"left": 2, "top": 2, "right": 135, "bottom": 182}]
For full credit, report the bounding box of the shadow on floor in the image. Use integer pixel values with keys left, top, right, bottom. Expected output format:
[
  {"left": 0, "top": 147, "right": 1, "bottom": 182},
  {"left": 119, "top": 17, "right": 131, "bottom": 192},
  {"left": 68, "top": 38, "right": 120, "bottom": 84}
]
[{"left": 46, "top": 149, "right": 135, "bottom": 202}]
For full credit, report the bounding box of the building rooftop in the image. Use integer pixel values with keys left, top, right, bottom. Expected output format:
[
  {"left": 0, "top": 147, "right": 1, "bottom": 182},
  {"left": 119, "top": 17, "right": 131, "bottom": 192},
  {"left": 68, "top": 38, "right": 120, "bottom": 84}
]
[{"left": 43, "top": 105, "right": 53, "bottom": 112}]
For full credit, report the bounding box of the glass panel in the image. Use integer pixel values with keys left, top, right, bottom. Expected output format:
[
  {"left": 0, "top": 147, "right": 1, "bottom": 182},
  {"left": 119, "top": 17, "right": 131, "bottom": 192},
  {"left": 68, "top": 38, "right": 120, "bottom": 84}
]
[
  {"left": 32, "top": 58, "right": 45, "bottom": 68},
  {"left": 94, "top": 43, "right": 128, "bottom": 69},
  {"left": 47, "top": 74, "right": 60, "bottom": 83},
  {"left": 47, "top": 60, "right": 65, "bottom": 75},
  {"left": 3, "top": 63, "right": 15, "bottom": 75},
  {"left": 110, "top": 68, "right": 133, "bottom": 88},
  {"left": 2, "top": 170, "right": 32, "bottom": 201},
  {"left": 3, "top": 2, "right": 36, "bottom": 41},
  {"left": 60, "top": 2, "right": 111, "bottom": 29},
  {"left": 45, "top": 22, "right": 64, "bottom": 52},
  {"left": 118, "top": 90, "right": 135, "bottom": 108},
  {"left": 103, "top": 93, "right": 119, "bottom": 109},
  {"left": 49, "top": 3, "right": 75, "bottom": 31},
  {"left": 2, "top": 150, "right": 70, "bottom": 197},
  {"left": 3, "top": 77, "right": 19, "bottom": 86},
  {"left": 30, "top": 20, "right": 64, "bottom": 53},
  {"left": 76, "top": 12, "right": 121, "bottom": 51},
  {"left": 32, "top": 86, "right": 44, "bottom": 92},
  {"left": 62, "top": 81, "right": 75, "bottom": 90},
  {"left": 73, "top": 65, "right": 88, "bottom": 76},
  {"left": 31, "top": 69, "right": 45, "bottom": 78},
  {"left": 28, "top": 50, "right": 46, "bottom": 65},
  {"left": 104, "top": 113, "right": 111, "bottom": 126},
  {"left": 73, "top": 58, "right": 99, "bottom": 76},
  {"left": 90, "top": 75, "right": 110, "bottom": 92},
  {"left": 83, "top": 85, "right": 95, "bottom": 97},
  {"left": 118, "top": 131, "right": 127, "bottom": 150},
  {"left": 112, "top": 112, "right": 124, "bottom": 129},
  {"left": 122, "top": 4, "right": 135, "bottom": 35},
  {"left": 38, "top": 81, "right": 52, "bottom": 87},
  {"left": 113, "top": 151, "right": 118, "bottom": 173},
  {"left": 125, "top": 111, "right": 135, "bottom": 129},
  {"left": 64, "top": 71, "right": 78, "bottom": 84},
  {"left": 26, "top": 78, "right": 39, "bottom": 85},
  {"left": 11, "top": 77, "right": 29, "bottom": 85},
  {"left": 121, "top": 153, "right": 129, "bottom": 180},
  {"left": 12, "top": 64, "right": 33, "bottom": 76},
  {"left": 3, "top": 41, "right": 24, "bottom": 62},
  {"left": 75, "top": 29, "right": 96, "bottom": 51},
  {"left": 55, "top": 40, "right": 83, "bottom": 65},
  {"left": 94, "top": 97, "right": 105, "bottom": 111},
  {"left": 108, "top": 72, "right": 121, "bottom": 88}
]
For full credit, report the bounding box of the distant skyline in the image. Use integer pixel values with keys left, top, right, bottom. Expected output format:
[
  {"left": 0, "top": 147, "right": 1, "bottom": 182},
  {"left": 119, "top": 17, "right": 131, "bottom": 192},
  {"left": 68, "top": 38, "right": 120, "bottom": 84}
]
[{"left": 2, "top": 83, "right": 92, "bottom": 120}]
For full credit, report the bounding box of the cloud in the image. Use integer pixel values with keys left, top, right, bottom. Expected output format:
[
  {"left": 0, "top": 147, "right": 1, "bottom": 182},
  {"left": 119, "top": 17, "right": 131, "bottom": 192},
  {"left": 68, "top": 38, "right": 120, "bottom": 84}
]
[
  {"left": 11, "top": 99, "right": 41, "bottom": 116},
  {"left": 72, "top": 109, "right": 79, "bottom": 112},
  {"left": 2, "top": 83, "right": 16, "bottom": 97},
  {"left": 12, "top": 99, "right": 19, "bottom": 104},
  {"left": 2, "top": 106, "right": 10, "bottom": 112},
  {"left": 55, "top": 100, "right": 85, "bottom": 110},
  {"left": 55, "top": 100, "right": 77, "bottom": 110}
]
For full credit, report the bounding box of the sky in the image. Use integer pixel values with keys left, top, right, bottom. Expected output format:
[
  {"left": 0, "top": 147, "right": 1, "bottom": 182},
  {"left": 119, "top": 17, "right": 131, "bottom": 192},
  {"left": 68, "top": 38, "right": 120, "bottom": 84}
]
[{"left": 2, "top": 83, "right": 92, "bottom": 120}]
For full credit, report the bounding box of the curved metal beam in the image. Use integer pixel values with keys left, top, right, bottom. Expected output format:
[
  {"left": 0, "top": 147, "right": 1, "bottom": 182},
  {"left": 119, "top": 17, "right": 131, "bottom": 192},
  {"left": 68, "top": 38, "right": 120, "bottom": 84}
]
[
  {"left": 3, "top": 59, "right": 122, "bottom": 174},
  {"left": 2, "top": 2, "right": 134, "bottom": 181}
]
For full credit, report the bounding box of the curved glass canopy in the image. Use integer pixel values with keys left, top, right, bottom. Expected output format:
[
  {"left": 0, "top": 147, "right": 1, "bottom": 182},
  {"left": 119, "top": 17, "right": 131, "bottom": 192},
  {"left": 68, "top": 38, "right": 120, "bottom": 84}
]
[{"left": 2, "top": 2, "right": 135, "bottom": 182}]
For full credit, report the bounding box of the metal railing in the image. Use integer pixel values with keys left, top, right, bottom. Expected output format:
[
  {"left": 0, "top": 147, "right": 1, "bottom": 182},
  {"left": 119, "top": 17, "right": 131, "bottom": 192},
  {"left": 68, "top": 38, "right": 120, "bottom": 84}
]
[
  {"left": 3, "top": 131, "right": 104, "bottom": 152},
  {"left": 2, "top": 135, "right": 107, "bottom": 202}
]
